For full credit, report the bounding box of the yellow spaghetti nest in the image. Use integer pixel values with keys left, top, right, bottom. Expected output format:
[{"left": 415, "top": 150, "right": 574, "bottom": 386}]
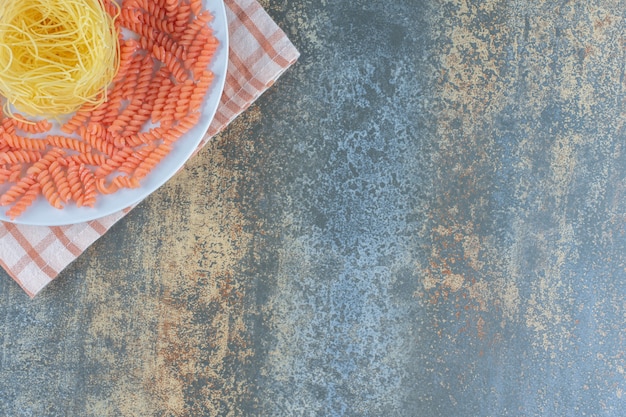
[{"left": 0, "top": 0, "right": 120, "bottom": 118}]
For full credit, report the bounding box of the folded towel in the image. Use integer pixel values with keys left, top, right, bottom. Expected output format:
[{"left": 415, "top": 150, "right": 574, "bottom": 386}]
[{"left": 0, "top": 0, "right": 300, "bottom": 297}]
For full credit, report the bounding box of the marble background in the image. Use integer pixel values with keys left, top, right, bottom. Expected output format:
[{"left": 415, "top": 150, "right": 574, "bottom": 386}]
[{"left": 1, "top": 0, "right": 625, "bottom": 415}]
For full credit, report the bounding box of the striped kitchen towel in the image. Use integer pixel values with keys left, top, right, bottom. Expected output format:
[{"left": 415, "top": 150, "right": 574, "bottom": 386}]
[{"left": 0, "top": 0, "right": 300, "bottom": 297}]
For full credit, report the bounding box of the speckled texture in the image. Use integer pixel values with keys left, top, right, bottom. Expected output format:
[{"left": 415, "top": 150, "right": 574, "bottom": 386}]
[{"left": 1, "top": 0, "right": 626, "bottom": 416}]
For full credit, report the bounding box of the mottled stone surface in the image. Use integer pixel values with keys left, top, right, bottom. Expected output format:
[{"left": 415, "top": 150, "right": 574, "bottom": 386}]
[{"left": 1, "top": 0, "right": 626, "bottom": 415}]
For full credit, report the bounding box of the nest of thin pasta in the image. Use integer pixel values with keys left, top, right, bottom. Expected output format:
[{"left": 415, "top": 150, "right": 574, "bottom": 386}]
[
  {"left": 0, "top": 0, "right": 219, "bottom": 220},
  {"left": 0, "top": 0, "right": 120, "bottom": 118}
]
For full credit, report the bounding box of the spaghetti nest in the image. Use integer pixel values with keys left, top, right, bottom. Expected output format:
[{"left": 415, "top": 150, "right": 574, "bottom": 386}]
[{"left": 0, "top": 0, "right": 120, "bottom": 118}]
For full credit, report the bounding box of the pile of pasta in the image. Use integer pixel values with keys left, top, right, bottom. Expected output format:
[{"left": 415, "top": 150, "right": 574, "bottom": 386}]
[
  {"left": 0, "top": 0, "right": 218, "bottom": 220},
  {"left": 0, "top": 0, "right": 120, "bottom": 117}
]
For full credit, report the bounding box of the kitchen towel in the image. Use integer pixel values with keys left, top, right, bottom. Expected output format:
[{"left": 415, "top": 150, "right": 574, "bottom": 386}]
[{"left": 0, "top": 0, "right": 300, "bottom": 297}]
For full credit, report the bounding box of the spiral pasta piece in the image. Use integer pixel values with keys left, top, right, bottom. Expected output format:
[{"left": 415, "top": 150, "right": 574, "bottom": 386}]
[
  {"left": 12, "top": 115, "right": 53, "bottom": 134},
  {"left": 37, "top": 169, "right": 63, "bottom": 209},
  {"left": 133, "top": 142, "right": 172, "bottom": 179},
  {"left": 48, "top": 160, "right": 71, "bottom": 203},
  {"left": 25, "top": 148, "right": 64, "bottom": 176},
  {"left": 66, "top": 162, "right": 82, "bottom": 203},
  {"left": 0, "top": 150, "right": 42, "bottom": 165},
  {"left": 96, "top": 175, "right": 140, "bottom": 194},
  {"left": 0, "top": 165, "right": 22, "bottom": 185},
  {"left": 77, "top": 165, "right": 97, "bottom": 207},
  {"left": 2, "top": 133, "right": 48, "bottom": 151},
  {"left": 46, "top": 135, "right": 92, "bottom": 154},
  {"left": 5, "top": 181, "right": 40, "bottom": 220},
  {"left": 0, "top": 176, "right": 37, "bottom": 206}
]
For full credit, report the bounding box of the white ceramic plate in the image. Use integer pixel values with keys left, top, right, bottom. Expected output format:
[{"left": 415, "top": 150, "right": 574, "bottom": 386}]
[{"left": 0, "top": 0, "right": 229, "bottom": 226}]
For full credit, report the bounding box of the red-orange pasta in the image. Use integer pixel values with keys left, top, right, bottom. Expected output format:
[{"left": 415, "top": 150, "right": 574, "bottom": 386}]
[
  {"left": 0, "top": 165, "right": 21, "bottom": 184},
  {"left": 5, "top": 181, "right": 40, "bottom": 220},
  {"left": 118, "top": 144, "right": 156, "bottom": 174},
  {"left": 2, "top": 133, "right": 48, "bottom": 151},
  {"left": 162, "top": 111, "right": 201, "bottom": 144},
  {"left": 97, "top": 175, "right": 140, "bottom": 194},
  {"left": 60, "top": 105, "right": 94, "bottom": 134},
  {"left": 0, "top": 150, "right": 43, "bottom": 165},
  {"left": 158, "top": 82, "right": 185, "bottom": 126},
  {"left": 48, "top": 160, "right": 71, "bottom": 203},
  {"left": 126, "top": 127, "right": 165, "bottom": 147},
  {"left": 195, "top": 42, "right": 218, "bottom": 78},
  {"left": 65, "top": 153, "right": 109, "bottom": 167},
  {"left": 179, "top": 9, "right": 213, "bottom": 48},
  {"left": 109, "top": 56, "right": 155, "bottom": 136},
  {"left": 46, "top": 135, "right": 92, "bottom": 154},
  {"left": 80, "top": 127, "right": 117, "bottom": 157},
  {"left": 139, "top": 30, "right": 187, "bottom": 62},
  {"left": 66, "top": 162, "right": 82, "bottom": 203},
  {"left": 120, "top": 53, "right": 147, "bottom": 100},
  {"left": 133, "top": 142, "right": 172, "bottom": 179},
  {"left": 151, "top": 77, "right": 176, "bottom": 123},
  {"left": 37, "top": 169, "right": 63, "bottom": 209},
  {"left": 101, "top": 0, "right": 121, "bottom": 21},
  {"left": 173, "top": 4, "right": 192, "bottom": 38},
  {"left": 8, "top": 164, "right": 21, "bottom": 182},
  {"left": 164, "top": 0, "right": 178, "bottom": 17},
  {"left": 95, "top": 147, "right": 134, "bottom": 178},
  {"left": 185, "top": 34, "right": 208, "bottom": 65},
  {"left": 152, "top": 45, "right": 188, "bottom": 82},
  {"left": 0, "top": 176, "right": 37, "bottom": 206},
  {"left": 174, "top": 80, "right": 196, "bottom": 119},
  {"left": 189, "top": 0, "right": 204, "bottom": 17},
  {"left": 77, "top": 165, "right": 97, "bottom": 207},
  {"left": 26, "top": 148, "right": 65, "bottom": 176},
  {"left": 1, "top": 119, "right": 16, "bottom": 136},
  {"left": 11, "top": 114, "right": 53, "bottom": 134},
  {"left": 138, "top": 1, "right": 168, "bottom": 22}
]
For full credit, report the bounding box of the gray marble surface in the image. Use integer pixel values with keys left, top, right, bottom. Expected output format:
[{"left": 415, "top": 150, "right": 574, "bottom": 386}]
[{"left": 1, "top": 0, "right": 626, "bottom": 415}]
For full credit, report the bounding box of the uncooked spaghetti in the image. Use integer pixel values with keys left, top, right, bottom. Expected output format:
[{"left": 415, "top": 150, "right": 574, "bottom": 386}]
[{"left": 0, "top": 0, "right": 120, "bottom": 118}]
